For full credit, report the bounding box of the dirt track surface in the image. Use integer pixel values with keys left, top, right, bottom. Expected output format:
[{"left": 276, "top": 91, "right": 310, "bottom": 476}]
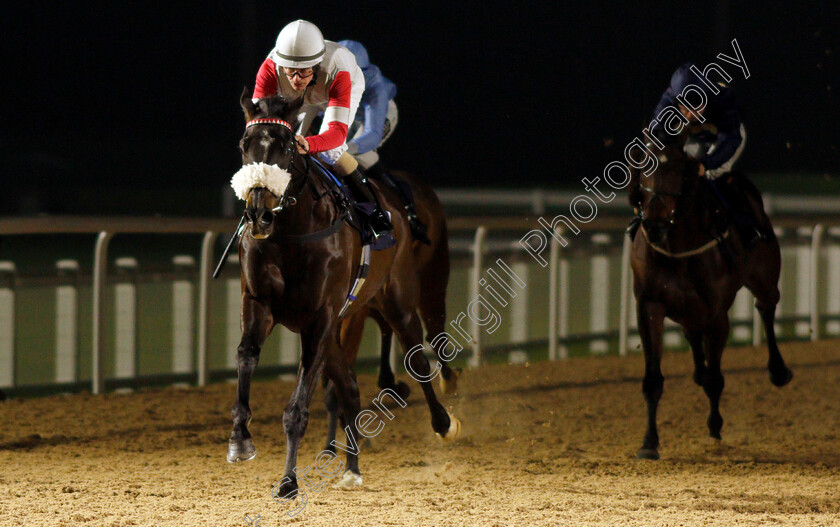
[{"left": 1, "top": 340, "right": 839, "bottom": 527}]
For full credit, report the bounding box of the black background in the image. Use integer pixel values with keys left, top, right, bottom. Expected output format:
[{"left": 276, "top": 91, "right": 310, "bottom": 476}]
[{"left": 2, "top": 1, "right": 837, "bottom": 215}]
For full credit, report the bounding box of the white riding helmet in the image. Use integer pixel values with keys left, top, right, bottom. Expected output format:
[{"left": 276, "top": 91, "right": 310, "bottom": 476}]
[{"left": 270, "top": 20, "right": 325, "bottom": 69}]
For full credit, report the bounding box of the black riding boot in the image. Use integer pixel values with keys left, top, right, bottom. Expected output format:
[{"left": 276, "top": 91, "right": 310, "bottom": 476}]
[
  {"left": 709, "top": 178, "right": 765, "bottom": 249},
  {"left": 344, "top": 168, "right": 393, "bottom": 239},
  {"left": 366, "top": 162, "right": 430, "bottom": 244}
]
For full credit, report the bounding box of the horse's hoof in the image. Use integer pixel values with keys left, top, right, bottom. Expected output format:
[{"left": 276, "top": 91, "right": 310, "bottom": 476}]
[
  {"left": 440, "top": 368, "right": 461, "bottom": 395},
  {"left": 436, "top": 412, "right": 461, "bottom": 442},
  {"left": 636, "top": 448, "right": 660, "bottom": 460},
  {"left": 770, "top": 367, "right": 793, "bottom": 387},
  {"left": 333, "top": 470, "right": 362, "bottom": 489},
  {"left": 394, "top": 381, "right": 411, "bottom": 400},
  {"left": 227, "top": 438, "right": 256, "bottom": 463},
  {"left": 272, "top": 477, "right": 298, "bottom": 501}
]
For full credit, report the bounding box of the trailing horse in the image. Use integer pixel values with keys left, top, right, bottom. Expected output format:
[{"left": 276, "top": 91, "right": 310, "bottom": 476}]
[
  {"left": 628, "top": 140, "right": 792, "bottom": 460},
  {"left": 226, "top": 90, "right": 460, "bottom": 496}
]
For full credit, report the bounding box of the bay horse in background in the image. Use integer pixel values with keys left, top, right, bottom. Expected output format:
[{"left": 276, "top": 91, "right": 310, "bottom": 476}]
[
  {"left": 628, "top": 138, "right": 793, "bottom": 460},
  {"left": 227, "top": 89, "right": 460, "bottom": 496}
]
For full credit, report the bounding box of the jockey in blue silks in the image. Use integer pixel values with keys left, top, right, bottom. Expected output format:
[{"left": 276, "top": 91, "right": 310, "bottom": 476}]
[
  {"left": 629, "top": 62, "right": 764, "bottom": 246},
  {"left": 338, "top": 39, "right": 429, "bottom": 243},
  {"left": 337, "top": 40, "right": 398, "bottom": 173},
  {"left": 651, "top": 62, "right": 746, "bottom": 179}
]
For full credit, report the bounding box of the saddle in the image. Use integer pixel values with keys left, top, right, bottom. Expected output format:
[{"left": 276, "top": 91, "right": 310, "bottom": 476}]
[{"left": 308, "top": 157, "right": 396, "bottom": 251}]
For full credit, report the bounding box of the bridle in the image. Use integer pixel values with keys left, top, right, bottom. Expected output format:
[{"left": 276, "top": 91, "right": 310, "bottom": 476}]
[
  {"left": 243, "top": 117, "right": 310, "bottom": 212},
  {"left": 241, "top": 117, "right": 348, "bottom": 239},
  {"left": 639, "top": 181, "right": 682, "bottom": 229}
]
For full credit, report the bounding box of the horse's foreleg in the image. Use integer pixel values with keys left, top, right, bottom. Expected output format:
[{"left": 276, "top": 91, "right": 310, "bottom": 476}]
[
  {"left": 702, "top": 316, "right": 729, "bottom": 440},
  {"left": 227, "top": 294, "right": 273, "bottom": 463},
  {"left": 637, "top": 299, "right": 665, "bottom": 460},
  {"left": 323, "top": 350, "right": 364, "bottom": 488},
  {"left": 276, "top": 322, "right": 334, "bottom": 497}
]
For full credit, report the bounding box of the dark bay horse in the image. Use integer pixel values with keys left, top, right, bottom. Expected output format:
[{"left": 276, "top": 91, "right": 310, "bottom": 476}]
[
  {"left": 228, "top": 90, "right": 460, "bottom": 495},
  {"left": 629, "top": 142, "right": 793, "bottom": 460}
]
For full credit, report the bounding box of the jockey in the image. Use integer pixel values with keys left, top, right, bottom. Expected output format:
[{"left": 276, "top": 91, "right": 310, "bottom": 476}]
[
  {"left": 635, "top": 62, "right": 763, "bottom": 246},
  {"left": 252, "top": 20, "right": 392, "bottom": 239},
  {"left": 338, "top": 39, "right": 429, "bottom": 243},
  {"left": 651, "top": 62, "right": 746, "bottom": 179}
]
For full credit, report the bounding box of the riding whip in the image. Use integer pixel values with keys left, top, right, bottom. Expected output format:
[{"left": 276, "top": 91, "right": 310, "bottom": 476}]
[{"left": 212, "top": 215, "right": 245, "bottom": 279}]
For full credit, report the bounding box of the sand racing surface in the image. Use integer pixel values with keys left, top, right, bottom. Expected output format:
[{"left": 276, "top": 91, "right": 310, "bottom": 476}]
[{"left": 1, "top": 339, "right": 839, "bottom": 526}]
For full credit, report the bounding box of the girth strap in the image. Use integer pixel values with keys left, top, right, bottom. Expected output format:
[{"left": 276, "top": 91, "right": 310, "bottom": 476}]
[{"left": 278, "top": 212, "right": 347, "bottom": 243}]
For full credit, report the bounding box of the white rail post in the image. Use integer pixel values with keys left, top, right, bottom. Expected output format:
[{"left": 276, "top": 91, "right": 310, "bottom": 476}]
[
  {"left": 172, "top": 255, "right": 196, "bottom": 376},
  {"left": 92, "top": 231, "right": 113, "bottom": 395},
  {"left": 0, "top": 262, "right": 16, "bottom": 389},
  {"left": 589, "top": 233, "right": 611, "bottom": 354},
  {"left": 548, "top": 227, "right": 568, "bottom": 360},
  {"left": 469, "top": 226, "right": 487, "bottom": 367},
  {"left": 114, "top": 257, "right": 138, "bottom": 380},
  {"left": 548, "top": 233, "right": 559, "bottom": 361},
  {"left": 55, "top": 259, "right": 80, "bottom": 383},
  {"left": 826, "top": 227, "right": 840, "bottom": 336},
  {"left": 618, "top": 233, "right": 632, "bottom": 356},
  {"left": 558, "top": 256, "right": 570, "bottom": 359},
  {"left": 810, "top": 224, "right": 825, "bottom": 341},
  {"left": 508, "top": 258, "right": 529, "bottom": 364},
  {"left": 197, "top": 231, "right": 217, "bottom": 386},
  {"left": 795, "top": 226, "right": 812, "bottom": 338}
]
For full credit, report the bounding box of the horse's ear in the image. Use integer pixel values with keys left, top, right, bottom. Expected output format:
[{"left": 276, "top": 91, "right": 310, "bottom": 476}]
[{"left": 240, "top": 86, "right": 257, "bottom": 122}]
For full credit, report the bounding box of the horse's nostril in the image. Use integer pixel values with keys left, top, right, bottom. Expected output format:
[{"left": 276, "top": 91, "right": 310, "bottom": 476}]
[
  {"left": 245, "top": 210, "right": 255, "bottom": 223},
  {"left": 259, "top": 211, "right": 274, "bottom": 225}
]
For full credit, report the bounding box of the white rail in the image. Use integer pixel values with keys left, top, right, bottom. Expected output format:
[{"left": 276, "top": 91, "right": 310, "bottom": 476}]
[{"left": 1, "top": 215, "right": 839, "bottom": 396}]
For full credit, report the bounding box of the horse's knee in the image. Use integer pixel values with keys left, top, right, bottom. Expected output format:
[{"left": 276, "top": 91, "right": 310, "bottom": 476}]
[
  {"left": 237, "top": 341, "right": 261, "bottom": 363},
  {"left": 283, "top": 404, "right": 309, "bottom": 438}
]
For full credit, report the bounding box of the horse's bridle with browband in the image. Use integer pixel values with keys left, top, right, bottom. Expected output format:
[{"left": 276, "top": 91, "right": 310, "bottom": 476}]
[
  {"left": 242, "top": 117, "right": 348, "bottom": 237},
  {"left": 639, "top": 182, "right": 683, "bottom": 228}
]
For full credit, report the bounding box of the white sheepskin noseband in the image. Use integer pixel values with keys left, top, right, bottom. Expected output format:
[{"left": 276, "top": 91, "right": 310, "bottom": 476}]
[{"left": 230, "top": 162, "right": 292, "bottom": 201}]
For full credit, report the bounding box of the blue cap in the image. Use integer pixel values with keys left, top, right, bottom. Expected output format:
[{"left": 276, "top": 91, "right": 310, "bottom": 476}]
[{"left": 338, "top": 40, "right": 370, "bottom": 69}]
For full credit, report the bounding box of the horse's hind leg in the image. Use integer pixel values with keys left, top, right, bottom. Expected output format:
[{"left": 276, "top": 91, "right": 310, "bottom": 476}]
[
  {"left": 228, "top": 295, "right": 273, "bottom": 463},
  {"left": 370, "top": 310, "right": 411, "bottom": 399},
  {"left": 383, "top": 305, "right": 460, "bottom": 441},
  {"left": 322, "top": 378, "right": 339, "bottom": 453},
  {"left": 683, "top": 327, "right": 706, "bottom": 387},
  {"left": 417, "top": 251, "right": 460, "bottom": 394},
  {"left": 745, "top": 246, "right": 793, "bottom": 386},
  {"left": 636, "top": 299, "right": 665, "bottom": 460},
  {"left": 702, "top": 316, "right": 729, "bottom": 440}
]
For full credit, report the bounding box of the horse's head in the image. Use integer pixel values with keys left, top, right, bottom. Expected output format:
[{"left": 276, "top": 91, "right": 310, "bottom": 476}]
[
  {"left": 635, "top": 140, "right": 703, "bottom": 243},
  {"left": 235, "top": 88, "right": 304, "bottom": 239}
]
